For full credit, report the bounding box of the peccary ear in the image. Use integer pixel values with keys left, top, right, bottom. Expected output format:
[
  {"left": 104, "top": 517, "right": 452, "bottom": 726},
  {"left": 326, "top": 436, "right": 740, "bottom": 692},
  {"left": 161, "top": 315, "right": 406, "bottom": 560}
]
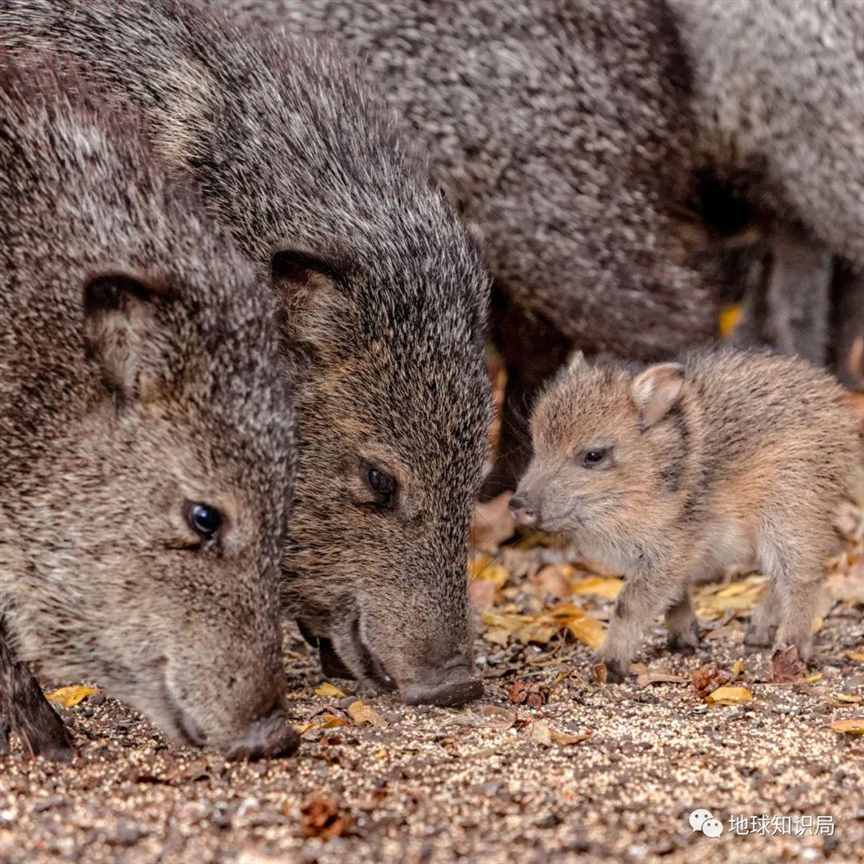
[
  {"left": 567, "top": 350, "right": 588, "bottom": 373},
  {"left": 631, "top": 363, "right": 685, "bottom": 428},
  {"left": 271, "top": 248, "right": 342, "bottom": 296},
  {"left": 82, "top": 272, "right": 173, "bottom": 404}
]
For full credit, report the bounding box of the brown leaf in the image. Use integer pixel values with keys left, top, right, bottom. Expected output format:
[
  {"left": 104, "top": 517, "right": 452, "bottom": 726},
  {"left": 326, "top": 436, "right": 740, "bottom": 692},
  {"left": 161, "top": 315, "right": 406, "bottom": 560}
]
[
  {"left": 528, "top": 719, "right": 591, "bottom": 747},
  {"left": 569, "top": 576, "right": 624, "bottom": 600},
  {"left": 592, "top": 663, "right": 608, "bottom": 685},
  {"left": 770, "top": 645, "right": 806, "bottom": 683},
  {"left": 299, "top": 797, "right": 354, "bottom": 840},
  {"left": 315, "top": 682, "right": 346, "bottom": 699},
  {"left": 691, "top": 665, "right": 730, "bottom": 698},
  {"left": 831, "top": 717, "right": 864, "bottom": 735},
  {"left": 630, "top": 663, "right": 687, "bottom": 688},
  {"left": 507, "top": 679, "right": 549, "bottom": 708},
  {"left": 470, "top": 493, "right": 516, "bottom": 550},
  {"left": 347, "top": 700, "right": 386, "bottom": 727},
  {"left": 531, "top": 564, "right": 574, "bottom": 599}
]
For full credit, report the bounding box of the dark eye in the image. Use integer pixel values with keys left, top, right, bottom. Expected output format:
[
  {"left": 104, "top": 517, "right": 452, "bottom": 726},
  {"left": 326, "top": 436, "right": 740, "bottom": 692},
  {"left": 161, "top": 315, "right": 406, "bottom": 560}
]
[
  {"left": 365, "top": 465, "right": 397, "bottom": 503},
  {"left": 581, "top": 448, "right": 610, "bottom": 469},
  {"left": 186, "top": 502, "right": 223, "bottom": 538}
]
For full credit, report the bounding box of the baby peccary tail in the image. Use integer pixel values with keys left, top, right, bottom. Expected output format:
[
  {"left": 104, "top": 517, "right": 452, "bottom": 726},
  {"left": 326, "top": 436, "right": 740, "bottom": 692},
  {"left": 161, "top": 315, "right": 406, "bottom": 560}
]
[
  {"left": 512, "top": 348, "right": 859, "bottom": 681},
  {"left": 0, "top": 66, "right": 297, "bottom": 760}
]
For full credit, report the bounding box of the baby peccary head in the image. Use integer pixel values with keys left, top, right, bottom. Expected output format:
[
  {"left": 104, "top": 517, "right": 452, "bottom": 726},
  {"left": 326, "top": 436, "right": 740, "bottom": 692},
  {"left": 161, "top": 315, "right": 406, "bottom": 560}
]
[
  {"left": 512, "top": 352, "right": 687, "bottom": 539},
  {"left": 0, "top": 71, "right": 296, "bottom": 758},
  {"left": 513, "top": 349, "right": 858, "bottom": 680}
]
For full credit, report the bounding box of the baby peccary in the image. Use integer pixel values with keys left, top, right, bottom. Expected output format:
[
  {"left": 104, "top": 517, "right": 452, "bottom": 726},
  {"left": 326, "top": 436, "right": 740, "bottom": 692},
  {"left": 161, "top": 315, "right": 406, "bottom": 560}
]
[
  {"left": 1, "top": 0, "right": 491, "bottom": 706},
  {"left": 510, "top": 349, "right": 858, "bottom": 680},
  {"left": 0, "top": 68, "right": 297, "bottom": 759}
]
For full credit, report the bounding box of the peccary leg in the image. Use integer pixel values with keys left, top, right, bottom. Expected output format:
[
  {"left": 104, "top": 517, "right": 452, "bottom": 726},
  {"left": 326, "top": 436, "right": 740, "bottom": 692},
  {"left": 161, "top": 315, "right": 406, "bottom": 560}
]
[
  {"left": 744, "top": 579, "right": 782, "bottom": 649},
  {"left": 484, "top": 288, "right": 571, "bottom": 498},
  {"left": 598, "top": 567, "right": 684, "bottom": 681},
  {"left": 830, "top": 259, "right": 864, "bottom": 391},
  {"left": 762, "top": 226, "right": 832, "bottom": 365},
  {"left": 0, "top": 619, "right": 73, "bottom": 760},
  {"left": 664, "top": 585, "right": 700, "bottom": 653},
  {"left": 773, "top": 563, "right": 823, "bottom": 665}
]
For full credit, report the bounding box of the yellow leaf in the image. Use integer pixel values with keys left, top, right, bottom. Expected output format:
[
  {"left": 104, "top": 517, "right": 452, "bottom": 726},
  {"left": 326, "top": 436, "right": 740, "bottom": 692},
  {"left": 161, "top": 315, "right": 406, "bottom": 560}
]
[
  {"left": 471, "top": 562, "right": 509, "bottom": 588},
  {"left": 483, "top": 627, "right": 511, "bottom": 646},
  {"left": 731, "top": 659, "right": 745, "bottom": 678},
  {"left": 45, "top": 685, "right": 98, "bottom": 708},
  {"left": 706, "top": 685, "right": 753, "bottom": 705},
  {"left": 566, "top": 616, "right": 606, "bottom": 650},
  {"left": 569, "top": 576, "right": 623, "bottom": 600},
  {"left": 834, "top": 693, "right": 862, "bottom": 704},
  {"left": 315, "top": 682, "right": 346, "bottom": 699},
  {"left": 347, "top": 700, "right": 386, "bottom": 727},
  {"left": 847, "top": 650, "right": 864, "bottom": 662},
  {"left": 718, "top": 303, "right": 743, "bottom": 338},
  {"left": 831, "top": 718, "right": 864, "bottom": 735},
  {"left": 550, "top": 727, "right": 592, "bottom": 747},
  {"left": 294, "top": 713, "right": 349, "bottom": 736}
]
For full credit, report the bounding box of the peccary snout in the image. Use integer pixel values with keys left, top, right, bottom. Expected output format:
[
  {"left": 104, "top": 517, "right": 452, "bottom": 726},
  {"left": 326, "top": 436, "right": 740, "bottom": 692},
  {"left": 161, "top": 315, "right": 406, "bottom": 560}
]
[
  {"left": 224, "top": 705, "right": 300, "bottom": 761},
  {"left": 508, "top": 494, "right": 538, "bottom": 527}
]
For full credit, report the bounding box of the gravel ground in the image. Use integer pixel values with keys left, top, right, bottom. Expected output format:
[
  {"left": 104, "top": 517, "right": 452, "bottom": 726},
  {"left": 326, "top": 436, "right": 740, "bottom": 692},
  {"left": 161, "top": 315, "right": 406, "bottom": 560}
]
[{"left": 3, "top": 522, "right": 864, "bottom": 864}]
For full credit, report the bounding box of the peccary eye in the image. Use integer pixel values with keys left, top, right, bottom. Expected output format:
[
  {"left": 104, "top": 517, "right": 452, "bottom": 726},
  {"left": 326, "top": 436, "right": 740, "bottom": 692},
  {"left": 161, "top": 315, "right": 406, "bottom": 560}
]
[
  {"left": 581, "top": 448, "right": 611, "bottom": 469},
  {"left": 186, "top": 502, "right": 223, "bottom": 538},
  {"left": 364, "top": 465, "right": 397, "bottom": 504}
]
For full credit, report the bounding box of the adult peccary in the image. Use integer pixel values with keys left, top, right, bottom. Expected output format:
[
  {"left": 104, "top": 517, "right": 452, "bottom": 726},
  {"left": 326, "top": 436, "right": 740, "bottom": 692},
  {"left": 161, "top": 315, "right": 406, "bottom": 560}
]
[
  {"left": 511, "top": 349, "right": 858, "bottom": 680},
  {"left": 668, "top": 0, "right": 864, "bottom": 390},
  {"left": 201, "top": 0, "right": 737, "bottom": 493},
  {"left": 0, "top": 0, "right": 492, "bottom": 705},
  {"left": 0, "top": 65, "right": 298, "bottom": 760},
  {"left": 212, "top": 0, "right": 864, "bottom": 465}
]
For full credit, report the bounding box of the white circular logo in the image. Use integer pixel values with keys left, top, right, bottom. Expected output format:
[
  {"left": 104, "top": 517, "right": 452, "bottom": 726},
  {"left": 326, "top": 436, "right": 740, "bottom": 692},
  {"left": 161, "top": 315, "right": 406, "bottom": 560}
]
[{"left": 689, "top": 809, "right": 724, "bottom": 837}]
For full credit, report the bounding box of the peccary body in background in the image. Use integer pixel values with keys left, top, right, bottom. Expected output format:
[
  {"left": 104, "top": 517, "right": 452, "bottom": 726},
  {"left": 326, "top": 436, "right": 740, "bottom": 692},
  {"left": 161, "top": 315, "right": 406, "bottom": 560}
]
[
  {"left": 669, "top": 0, "right": 864, "bottom": 389},
  {"left": 511, "top": 349, "right": 858, "bottom": 680},
  {"left": 0, "top": 0, "right": 492, "bottom": 705},
  {"left": 204, "top": 0, "right": 737, "bottom": 491},
  {"left": 214, "top": 0, "right": 864, "bottom": 475},
  {"left": 0, "top": 67, "right": 297, "bottom": 760}
]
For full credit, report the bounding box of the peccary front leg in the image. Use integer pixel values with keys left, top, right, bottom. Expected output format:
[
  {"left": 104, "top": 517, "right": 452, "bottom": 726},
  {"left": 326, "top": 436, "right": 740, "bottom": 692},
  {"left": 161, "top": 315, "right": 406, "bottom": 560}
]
[
  {"left": 0, "top": 620, "right": 73, "bottom": 760},
  {"left": 744, "top": 579, "right": 781, "bottom": 649},
  {"left": 664, "top": 586, "right": 700, "bottom": 653},
  {"left": 598, "top": 564, "right": 685, "bottom": 682}
]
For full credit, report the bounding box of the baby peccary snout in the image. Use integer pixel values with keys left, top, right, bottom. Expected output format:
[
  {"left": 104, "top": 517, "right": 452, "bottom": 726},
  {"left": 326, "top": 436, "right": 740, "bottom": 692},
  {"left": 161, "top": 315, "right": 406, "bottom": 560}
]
[{"left": 519, "top": 348, "right": 859, "bottom": 681}]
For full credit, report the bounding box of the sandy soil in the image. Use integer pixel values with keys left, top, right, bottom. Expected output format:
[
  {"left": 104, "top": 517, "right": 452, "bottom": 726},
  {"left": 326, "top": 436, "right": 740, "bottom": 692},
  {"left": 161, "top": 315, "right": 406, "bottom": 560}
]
[{"left": 2, "top": 515, "right": 864, "bottom": 864}]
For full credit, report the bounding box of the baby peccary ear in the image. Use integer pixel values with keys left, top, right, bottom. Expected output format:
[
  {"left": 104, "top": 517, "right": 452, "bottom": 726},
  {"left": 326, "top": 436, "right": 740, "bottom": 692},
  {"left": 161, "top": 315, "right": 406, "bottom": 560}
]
[
  {"left": 631, "top": 363, "right": 685, "bottom": 428},
  {"left": 82, "top": 272, "right": 173, "bottom": 405},
  {"left": 270, "top": 248, "right": 342, "bottom": 298}
]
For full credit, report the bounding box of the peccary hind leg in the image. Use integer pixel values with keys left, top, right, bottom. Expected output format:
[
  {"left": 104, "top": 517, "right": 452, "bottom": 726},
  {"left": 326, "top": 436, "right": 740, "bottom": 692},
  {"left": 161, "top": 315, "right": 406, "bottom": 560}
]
[{"left": 0, "top": 619, "right": 73, "bottom": 760}]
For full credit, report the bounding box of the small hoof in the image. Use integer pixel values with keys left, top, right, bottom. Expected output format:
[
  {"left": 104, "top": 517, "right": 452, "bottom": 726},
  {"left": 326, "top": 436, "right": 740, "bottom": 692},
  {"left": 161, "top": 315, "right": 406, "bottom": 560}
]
[{"left": 667, "top": 623, "right": 700, "bottom": 655}]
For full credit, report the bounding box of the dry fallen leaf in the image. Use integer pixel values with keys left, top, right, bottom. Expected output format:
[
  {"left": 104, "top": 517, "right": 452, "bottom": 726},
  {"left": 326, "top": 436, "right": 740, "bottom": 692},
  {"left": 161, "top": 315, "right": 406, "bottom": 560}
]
[
  {"left": 295, "top": 712, "right": 350, "bottom": 737},
  {"left": 692, "top": 665, "right": 731, "bottom": 698},
  {"left": 847, "top": 650, "right": 864, "bottom": 663},
  {"left": 631, "top": 663, "right": 687, "bottom": 688},
  {"left": 528, "top": 719, "right": 590, "bottom": 747},
  {"left": 347, "top": 700, "right": 386, "bottom": 727},
  {"left": 592, "top": 662, "right": 608, "bottom": 685},
  {"left": 834, "top": 693, "right": 863, "bottom": 705},
  {"left": 315, "top": 682, "right": 347, "bottom": 699},
  {"left": 507, "top": 679, "right": 549, "bottom": 708},
  {"left": 694, "top": 574, "right": 768, "bottom": 619},
  {"left": 706, "top": 685, "right": 753, "bottom": 706},
  {"left": 569, "top": 576, "right": 624, "bottom": 600},
  {"left": 730, "top": 659, "right": 746, "bottom": 679},
  {"left": 770, "top": 645, "right": 806, "bottom": 683},
  {"left": 831, "top": 718, "right": 864, "bottom": 735},
  {"left": 45, "top": 685, "right": 98, "bottom": 709},
  {"left": 299, "top": 796, "right": 354, "bottom": 839}
]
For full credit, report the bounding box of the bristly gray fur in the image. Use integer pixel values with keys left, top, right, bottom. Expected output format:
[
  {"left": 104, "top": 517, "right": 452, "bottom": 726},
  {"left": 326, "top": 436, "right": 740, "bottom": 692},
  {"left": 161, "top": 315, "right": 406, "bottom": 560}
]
[
  {"left": 0, "top": 0, "right": 493, "bottom": 702},
  {"left": 0, "top": 63, "right": 298, "bottom": 757}
]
